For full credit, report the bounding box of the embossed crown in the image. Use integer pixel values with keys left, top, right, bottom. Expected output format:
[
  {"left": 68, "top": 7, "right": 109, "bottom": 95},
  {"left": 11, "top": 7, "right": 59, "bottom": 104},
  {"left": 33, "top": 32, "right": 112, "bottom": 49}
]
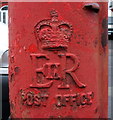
[{"left": 35, "top": 10, "right": 73, "bottom": 50}]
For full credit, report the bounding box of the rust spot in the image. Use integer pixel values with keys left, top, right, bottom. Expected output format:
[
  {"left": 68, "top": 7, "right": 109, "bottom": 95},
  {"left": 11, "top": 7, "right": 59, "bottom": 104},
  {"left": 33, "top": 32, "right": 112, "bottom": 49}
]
[
  {"left": 101, "top": 31, "right": 108, "bottom": 49},
  {"left": 77, "top": 42, "right": 80, "bottom": 44},
  {"left": 93, "top": 40, "right": 98, "bottom": 48},
  {"left": 102, "top": 18, "right": 108, "bottom": 29},
  {"left": 14, "top": 67, "right": 20, "bottom": 73},
  {"left": 101, "top": 18, "right": 108, "bottom": 50},
  {"left": 95, "top": 107, "right": 98, "bottom": 113},
  {"left": 10, "top": 73, "right": 15, "bottom": 82}
]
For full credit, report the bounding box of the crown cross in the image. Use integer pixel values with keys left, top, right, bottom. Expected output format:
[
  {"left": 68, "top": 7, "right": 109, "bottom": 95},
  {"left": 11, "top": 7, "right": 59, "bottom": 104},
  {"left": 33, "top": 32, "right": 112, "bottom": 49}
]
[{"left": 50, "top": 10, "right": 58, "bottom": 22}]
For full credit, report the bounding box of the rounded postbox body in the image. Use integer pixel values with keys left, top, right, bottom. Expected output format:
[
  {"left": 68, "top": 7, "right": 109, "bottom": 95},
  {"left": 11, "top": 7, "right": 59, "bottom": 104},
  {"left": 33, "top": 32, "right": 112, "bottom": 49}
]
[{"left": 9, "top": 2, "right": 108, "bottom": 118}]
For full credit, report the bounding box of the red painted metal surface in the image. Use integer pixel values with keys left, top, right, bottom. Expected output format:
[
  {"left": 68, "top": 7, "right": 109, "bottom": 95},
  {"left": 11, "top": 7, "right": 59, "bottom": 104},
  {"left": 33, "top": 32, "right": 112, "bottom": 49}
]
[{"left": 9, "top": 2, "right": 108, "bottom": 118}]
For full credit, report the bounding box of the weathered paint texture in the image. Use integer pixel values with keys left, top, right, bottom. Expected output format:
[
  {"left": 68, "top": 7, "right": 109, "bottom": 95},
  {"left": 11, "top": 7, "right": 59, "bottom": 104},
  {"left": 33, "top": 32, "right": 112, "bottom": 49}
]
[{"left": 9, "top": 2, "right": 108, "bottom": 118}]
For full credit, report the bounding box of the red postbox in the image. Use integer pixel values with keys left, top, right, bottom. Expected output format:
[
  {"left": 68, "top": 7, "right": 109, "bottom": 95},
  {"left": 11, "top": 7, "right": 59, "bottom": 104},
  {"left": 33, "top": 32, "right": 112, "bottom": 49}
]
[{"left": 9, "top": 2, "right": 108, "bottom": 118}]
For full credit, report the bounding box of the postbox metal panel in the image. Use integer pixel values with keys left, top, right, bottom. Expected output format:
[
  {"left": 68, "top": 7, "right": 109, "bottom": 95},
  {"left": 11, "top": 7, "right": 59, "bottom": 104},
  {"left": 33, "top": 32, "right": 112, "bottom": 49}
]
[{"left": 9, "top": 2, "right": 108, "bottom": 118}]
